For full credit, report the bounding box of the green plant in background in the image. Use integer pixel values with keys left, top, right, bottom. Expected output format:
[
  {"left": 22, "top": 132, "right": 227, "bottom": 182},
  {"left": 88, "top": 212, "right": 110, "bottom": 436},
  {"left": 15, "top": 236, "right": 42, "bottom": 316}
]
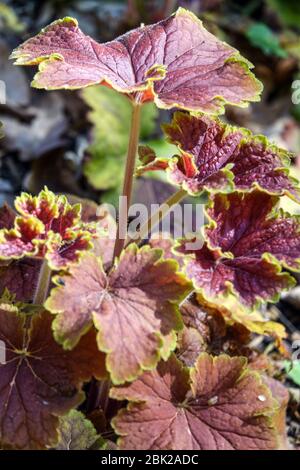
[
  {"left": 267, "top": 0, "right": 300, "bottom": 29},
  {"left": 55, "top": 410, "right": 106, "bottom": 450}
]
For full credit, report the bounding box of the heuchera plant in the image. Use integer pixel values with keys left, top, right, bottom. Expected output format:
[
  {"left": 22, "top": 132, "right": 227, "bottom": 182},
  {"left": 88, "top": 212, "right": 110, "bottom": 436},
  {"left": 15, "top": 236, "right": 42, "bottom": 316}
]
[{"left": 0, "top": 7, "right": 299, "bottom": 450}]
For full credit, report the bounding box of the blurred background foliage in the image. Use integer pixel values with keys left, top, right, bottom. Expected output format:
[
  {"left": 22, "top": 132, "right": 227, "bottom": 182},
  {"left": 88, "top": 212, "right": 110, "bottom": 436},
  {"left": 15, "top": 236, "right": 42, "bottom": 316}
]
[
  {"left": 0, "top": 0, "right": 300, "bottom": 445},
  {"left": 1, "top": 0, "right": 300, "bottom": 209}
]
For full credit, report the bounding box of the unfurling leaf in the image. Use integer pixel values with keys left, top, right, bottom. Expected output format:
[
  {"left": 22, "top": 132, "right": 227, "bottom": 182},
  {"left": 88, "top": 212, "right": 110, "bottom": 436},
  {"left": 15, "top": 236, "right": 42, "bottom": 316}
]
[
  {"left": 11, "top": 8, "right": 261, "bottom": 114},
  {"left": 0, "top": 187, "right": 94, "bottom": 270},
  {"left": 0, "top": 304, "right": 106, "bottom": 450},
  {"left": 111, "top": 354, "right": 280, "bottom": 450},
  {"left": 179, "top": 191, "right": 298, "bottom": 306},
  {"left": 55, "top": 410, "right": 106, "bottom": 450},
  {"left": 137, "top": 112, "right": 300, "bottom": 202},
  {"left": 65, "top": 198, "right": 117, "bottom": 271},
  {"left": 45, "top": 245, "right": 192, "bottom": 384}
]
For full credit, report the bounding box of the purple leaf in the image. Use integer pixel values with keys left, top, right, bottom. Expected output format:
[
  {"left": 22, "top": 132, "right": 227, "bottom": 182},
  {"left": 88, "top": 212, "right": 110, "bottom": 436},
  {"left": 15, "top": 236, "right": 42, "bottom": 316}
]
[
  {"left": 11, "top": 9, "right": 262, "bottom": 114},
  {"left": 178, "top": 192, "right": 298, "bottom": 306}
]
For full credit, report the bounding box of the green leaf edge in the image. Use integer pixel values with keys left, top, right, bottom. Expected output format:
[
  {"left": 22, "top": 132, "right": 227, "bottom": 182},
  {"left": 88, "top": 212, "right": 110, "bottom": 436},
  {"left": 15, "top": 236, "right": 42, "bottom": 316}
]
[
  {"left": 46, "top": 244, "right": 193, "bottom": 385},
  {"left": 110, "top": 353, "right": 281, "bottom": 450},
  {"left": 10, "top": 9, "right": 262, "bottom": 115}
]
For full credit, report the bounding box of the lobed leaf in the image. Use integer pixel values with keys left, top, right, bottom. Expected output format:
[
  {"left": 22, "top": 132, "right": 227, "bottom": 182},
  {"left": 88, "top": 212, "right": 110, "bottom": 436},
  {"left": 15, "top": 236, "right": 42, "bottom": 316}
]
[
  {"left": 177, "top": 326, "right": 205, "bottom": 367},
  {"left": 138, "top": 112, "right": 300, "bottom": 202},
  {"left": 11, "top": 8, "right": 262, "bottom": 114},
  {"left": 45, "top": 245, "right": 192, "bottom": 384},
  {"left": 0, "top": 303, "right": 106, "bottom": 450},
  {"left": 178, "top": 191, "right": 298, "bottom": 306},
  {"left": 178, "top": 294, "right": 285, "bottom": 364},
  {"left": 111, "top": 353, "right": 280, "bottom": 450},
  {"left": 263, "top": 376, "right": 290, "bottom": 449},
  {"left": 206, "top": 191, "right": 300, "bottom": 271}
]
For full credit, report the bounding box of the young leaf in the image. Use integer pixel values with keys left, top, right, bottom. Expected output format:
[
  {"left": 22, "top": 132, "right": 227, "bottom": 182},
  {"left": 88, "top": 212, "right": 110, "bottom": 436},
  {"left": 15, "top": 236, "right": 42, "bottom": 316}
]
[
  {"left": 55, "top": 410, "right": 106, "bottom": 450},
  {"left": 111, "top": 354, "right": 279, "bottom": 450},
  {"left": 45, "top": 245, "right": 192, "bottom": 384},
  {"left": 0, "top": 304, "right": 106, "bottom": 450},
  {"left": 11, "top": 8, "right": 262, "bottom": 114},
  {"left": 179, "top": 191, "right": 298, "bottom": 306},
  {"left": 138, "top": 112, "right": 300, "bottom": 202},
  {"left": 0, "top": 187, "right": 94, "bottom": 270},
  {"left": 65, "top": 198, "right": 117, "bottom": 271},
  {"left": 82, "top": 86, "right": 157, "bottom": 191}
]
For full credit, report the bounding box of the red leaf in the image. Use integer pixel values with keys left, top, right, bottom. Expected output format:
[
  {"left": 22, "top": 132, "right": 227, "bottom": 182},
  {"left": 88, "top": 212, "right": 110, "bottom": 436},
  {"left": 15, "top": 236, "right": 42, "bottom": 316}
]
[
  {"left": 111, "top": 354, "right": 280, "bottom": 450},
  {"left": 149, "top": 234, "right": 184, "bottom": 269},
  {"left": 0, "top": 258, "right": 41, "bottom": 302},
  {"left": 45, "top": 245, "right": 192, "bottom": 384},
  {"left": 178, "top": 296, "right": 252, "bottom": 364},
  {"left": 138, "top": 112, "right": 300, "bottom": 201},
  {"left": 0, "top": 204, "right": 15, "bottom": 230},
  {"left": 179, "top": 192, "right": 298, "bottom": 306},
  {"left": 46, "top": 230, "right": 92, "bottom": 269},
  {"left": 11, "top": 9, "right": 261, "bottom": 114},
  {"left": 0, "top": 304, "right": 106, "bottom": 449}
]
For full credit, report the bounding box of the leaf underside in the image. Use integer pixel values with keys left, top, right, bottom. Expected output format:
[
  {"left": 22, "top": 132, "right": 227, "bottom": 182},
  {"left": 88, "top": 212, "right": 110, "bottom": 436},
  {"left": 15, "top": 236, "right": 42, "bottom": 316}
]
[
  {"left": 0, "top": 305, "right": 105, "bottom": 449},
  {"left": 111, "top": 353, "right": 279, "bottom": 450},
  {"left": 179, "top": 191, "right": 299, "bottom": 306}
]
